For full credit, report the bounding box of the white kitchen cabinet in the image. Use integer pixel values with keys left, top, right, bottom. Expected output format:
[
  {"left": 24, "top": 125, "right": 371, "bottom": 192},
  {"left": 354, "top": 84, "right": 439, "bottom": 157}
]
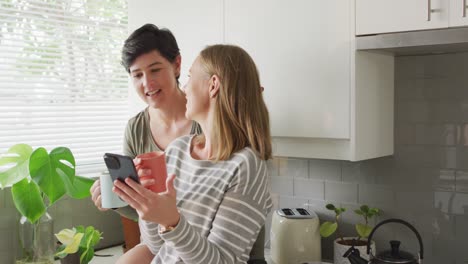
[
  {"left": 224, "top": 0, "right": 350, "bottom": 139},
  {"left": 128, "top": 0, "right": 394, "bottom": 161},
  {"left": 449, "top": 0, "right": 468, "bottom": 26},
  {"left": 356, "top": 0, "right": 449, "bottom": 35},
  {"left": 224, "top": 0, "right": 393, "bottom": 161}
]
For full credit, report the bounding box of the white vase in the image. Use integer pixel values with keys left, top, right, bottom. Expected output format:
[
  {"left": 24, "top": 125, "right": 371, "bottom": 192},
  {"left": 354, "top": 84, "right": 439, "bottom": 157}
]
[{"left": 333, "top": 237, "right": 375, "bottom": 264}]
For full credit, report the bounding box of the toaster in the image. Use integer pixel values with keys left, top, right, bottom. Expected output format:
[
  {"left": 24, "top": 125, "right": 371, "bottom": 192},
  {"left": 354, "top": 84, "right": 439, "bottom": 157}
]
[{"left": 270, "top": 208, "right": 321, "bottom": 264}]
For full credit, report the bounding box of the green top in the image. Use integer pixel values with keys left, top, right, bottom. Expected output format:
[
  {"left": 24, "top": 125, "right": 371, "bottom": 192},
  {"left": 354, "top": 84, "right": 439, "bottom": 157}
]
[
  {"left": 123, "top": 107, "right": 202, "bottom": 158},
  {"left": 115, "top": 107, "right": 201, "bottom": 220}
]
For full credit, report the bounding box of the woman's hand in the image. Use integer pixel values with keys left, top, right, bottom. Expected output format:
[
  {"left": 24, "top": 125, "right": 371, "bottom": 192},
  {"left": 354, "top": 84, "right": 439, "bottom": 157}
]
[
  {"left": 133, "top": 158, "right": 157, "bottom": 188},
  {"left": 112, "top": 173, "right": 180, "bottom": 228},
  {"left": 90, "top": 179, "right": 108, "bottom": 212}
]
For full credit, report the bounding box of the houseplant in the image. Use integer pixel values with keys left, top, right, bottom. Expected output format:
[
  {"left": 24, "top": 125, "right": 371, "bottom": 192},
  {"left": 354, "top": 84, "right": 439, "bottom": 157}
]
[
  {"left": 0, "top": 143, "right": 94, "bottom": 264},
  {"left": 55, "top": 225, "right": 103, "bottom": 264},
  {"left": 319, "top": 203, "right": 380, "bottom": 264}
]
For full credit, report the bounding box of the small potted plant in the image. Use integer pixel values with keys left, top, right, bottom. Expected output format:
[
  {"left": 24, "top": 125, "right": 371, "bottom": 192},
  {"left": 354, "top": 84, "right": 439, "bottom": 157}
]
[
  {"left": 55, "top": 225, "right": 103, "bottom": 264},
  {"left": 319, "top": 204, "right": 380, "bottom": 264},
  {"left": 0, "top": 144, "right": 94, "bottom": 264}
]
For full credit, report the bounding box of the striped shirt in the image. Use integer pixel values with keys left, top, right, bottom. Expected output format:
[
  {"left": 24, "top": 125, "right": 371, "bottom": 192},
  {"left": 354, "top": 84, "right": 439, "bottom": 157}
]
[{"left": 139, "top": 135, "right": 272, "bottom": 264}]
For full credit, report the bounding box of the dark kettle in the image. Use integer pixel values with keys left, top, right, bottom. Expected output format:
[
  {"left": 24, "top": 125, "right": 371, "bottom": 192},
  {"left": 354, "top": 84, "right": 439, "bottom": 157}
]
[{"left": 343, "top": 218, "right": 424, "bottom": 264}]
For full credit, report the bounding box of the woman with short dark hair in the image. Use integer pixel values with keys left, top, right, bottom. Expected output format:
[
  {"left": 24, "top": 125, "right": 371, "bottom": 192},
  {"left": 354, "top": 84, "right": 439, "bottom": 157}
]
[{"left": 91, "top": 23, "right": 200, "bottom": 263}]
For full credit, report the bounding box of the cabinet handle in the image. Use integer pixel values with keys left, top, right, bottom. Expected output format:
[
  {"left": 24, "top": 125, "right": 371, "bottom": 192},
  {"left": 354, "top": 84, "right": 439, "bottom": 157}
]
[
  {"left": 464, "top": 0, "right": 467, "bottom": 18},
  {"left": 427, "top": 0, "right": 432, "bottom": 21}
]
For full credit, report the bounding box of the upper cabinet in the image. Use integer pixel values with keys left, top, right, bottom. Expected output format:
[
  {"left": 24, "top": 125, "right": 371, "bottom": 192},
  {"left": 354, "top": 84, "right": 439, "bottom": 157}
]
[
  {"left": 224, "top": 0, "right": 393, "bottom": 161},
  {"left": 357, "top": 0, "right": 468, "bottom": 35},
  {"left": 450, "top": 0, "right": 468, "bottom": 26},
  {"left": 224, "top": 0, "right": 350, "bottom": 139},
  {"left": 129, "top": 0, "right": 394, "bottom": 161}
]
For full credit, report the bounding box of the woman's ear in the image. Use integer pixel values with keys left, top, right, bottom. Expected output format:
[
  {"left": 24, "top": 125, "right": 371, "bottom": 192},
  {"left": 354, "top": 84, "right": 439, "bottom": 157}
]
[
  {"left": 174, "top": 55, "right": 182, "bottom": 78},
  {"left": 209, "top": 75, "right": 220, "bottom": 98}
]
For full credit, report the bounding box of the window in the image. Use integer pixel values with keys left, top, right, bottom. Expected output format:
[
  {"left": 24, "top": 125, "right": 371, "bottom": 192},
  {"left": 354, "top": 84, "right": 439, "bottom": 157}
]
[{"left": 0, "top": 0, "right": 129, "bottom": 175}]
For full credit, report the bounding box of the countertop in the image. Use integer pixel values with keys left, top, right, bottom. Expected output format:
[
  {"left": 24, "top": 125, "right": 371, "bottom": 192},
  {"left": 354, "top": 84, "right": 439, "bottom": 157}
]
[{"left": 55, "top": 246, "right": 274, "bottom": 263}]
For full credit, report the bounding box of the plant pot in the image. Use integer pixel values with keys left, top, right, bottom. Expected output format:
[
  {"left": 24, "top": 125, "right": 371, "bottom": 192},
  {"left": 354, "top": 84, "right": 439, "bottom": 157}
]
[
  {"left": 333, "top": 237, "right": 375, "bottom": 264},
  {"left": 121, "top": 216, "right": 140, "bottom": 253},
  {"left": 16, "top": 212, "right": 54, "bottom": 264},
  {"left": 59, "top": 253, "right": 80, "bottom": 264}
]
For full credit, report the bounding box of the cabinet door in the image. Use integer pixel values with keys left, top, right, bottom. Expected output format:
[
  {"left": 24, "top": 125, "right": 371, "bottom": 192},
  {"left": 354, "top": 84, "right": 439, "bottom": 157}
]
[
  {"left": 356, "top": 0, "right": 448, "bottom": 35},
  {"left": 225, "top": 0, "right": 350, "bottom": 139},
  {"left": 449, "top": 0, "right": 468, "bottom": 26},
  {"left": 128, "top": 0, "right": 223, "bottom": 86}
]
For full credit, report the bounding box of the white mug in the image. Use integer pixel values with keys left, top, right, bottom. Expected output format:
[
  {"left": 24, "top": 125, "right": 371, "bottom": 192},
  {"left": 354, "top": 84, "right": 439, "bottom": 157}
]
[{"left": 100, "top": 172, "right": 127, "bottom": 209}]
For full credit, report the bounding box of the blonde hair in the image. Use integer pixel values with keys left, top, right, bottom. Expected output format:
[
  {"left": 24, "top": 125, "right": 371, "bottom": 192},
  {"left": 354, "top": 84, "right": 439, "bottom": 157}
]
[{"left": 197, "top": 44, "right": 272, "bottom": 161}]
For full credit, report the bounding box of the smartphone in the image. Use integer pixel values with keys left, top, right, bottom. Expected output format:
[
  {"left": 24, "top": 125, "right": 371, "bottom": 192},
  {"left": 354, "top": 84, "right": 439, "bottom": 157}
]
[{"left": 103, "top": 153, "right": 140, "bottom": 185}]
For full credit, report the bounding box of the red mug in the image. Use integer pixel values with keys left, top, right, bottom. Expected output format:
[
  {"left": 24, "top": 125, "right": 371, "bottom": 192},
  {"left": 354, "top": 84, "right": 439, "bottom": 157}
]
[{"left": 136, "top": 151, "right": 167, "bottom": 193}]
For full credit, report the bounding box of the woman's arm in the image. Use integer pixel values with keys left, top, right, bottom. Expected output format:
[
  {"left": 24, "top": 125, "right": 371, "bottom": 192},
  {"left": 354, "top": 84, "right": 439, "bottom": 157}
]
[
  {"left": 158, "top": 151, "right": 272, "bottom": 263},
  {"left": 116, "top": 243, "right": 154, "bottom": 264},
  {"left": 138, "top": 218, "right": 165, "bottom": 255}
]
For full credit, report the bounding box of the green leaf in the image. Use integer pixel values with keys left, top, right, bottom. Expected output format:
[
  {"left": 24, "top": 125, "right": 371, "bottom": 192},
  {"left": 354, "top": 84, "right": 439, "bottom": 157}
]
[
  {"left": 50, "top": 147, "right": 76, "bottom": 185},
  {"left": 0, "top": 144, "right": 32, "bottom": 166},
  {"left": 356, "top": 223, "right": 373, "bottom": 238},
  {"left": 79, "top": 226, "right": 102, "bottom": 264},
  {"left": 360, "top": 205, "right": 369, "bottom": 213},
  {"left": 325, "top": 203, "right": 336, "bottom": 211},
  {"left": 369, "top": 208, "right": 380, "bottom": 217},
  {"left": 80, "top": 247, "right": 94, "bottom": 264},
  {"left": 11, "top": 178, "right": 46, "bottom": 223},
  {"left": 63, "top": 175, "right": 94, "bottom": 199},
  {"left": 89, "top": 230, "right": 102, "bottom": 247},
  {"left": 335, "top": 207, "right": 346, "bottom": 215},
  {"left": 29, "top": 147, "right": 67, "bottom": 204},
  {"left": 93, "top": 231, "right": 103, "bottom": 245},
  {"left": 0, "top": 144, "right": 33, "bottom": 188},
  {"left": 55, "top": 244, "right": 67, "bottom": 258},
  {"left": 80, "top": 227, "right": 102, "bottom": 250},
  {"left": 75, "top": 226, "right": 85, "bottom": 234},
  {"left": 354, "top": 209, "right": 364, "bottom": 215},
  {"left": 319, "top": 221, "right": 338, "bottom": 237},
  {"left": 81, "top": 226, "right": 94, "bottom": 248}
]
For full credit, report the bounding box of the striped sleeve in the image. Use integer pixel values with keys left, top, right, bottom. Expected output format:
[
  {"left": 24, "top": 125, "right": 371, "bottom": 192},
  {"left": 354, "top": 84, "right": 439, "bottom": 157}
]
[
  {"left": 139, "top": 219, "right": 164, "bottom": 255},
  {"left": 159, "top": 149, "right": 272, "bottom": 263}
]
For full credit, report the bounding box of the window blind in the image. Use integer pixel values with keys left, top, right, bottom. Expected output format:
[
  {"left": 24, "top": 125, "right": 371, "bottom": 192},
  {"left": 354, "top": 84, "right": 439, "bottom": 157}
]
[{"left": 0, "top": 0, "right": 129, "bottom": 176}]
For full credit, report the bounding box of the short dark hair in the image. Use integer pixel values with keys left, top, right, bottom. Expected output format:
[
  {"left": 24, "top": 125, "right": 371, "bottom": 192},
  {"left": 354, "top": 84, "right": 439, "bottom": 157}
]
[{"left": 121, "top": 24, "right": 180, "bottom": 77}]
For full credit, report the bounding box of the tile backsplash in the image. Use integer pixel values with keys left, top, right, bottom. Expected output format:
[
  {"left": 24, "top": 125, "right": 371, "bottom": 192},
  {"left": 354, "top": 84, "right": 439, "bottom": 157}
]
[
  {"left": 1, "top": 51, "right": 467, "bottom": 264},
  {"left": 267, "top": 52, "right": 468, "bottom": 264}
]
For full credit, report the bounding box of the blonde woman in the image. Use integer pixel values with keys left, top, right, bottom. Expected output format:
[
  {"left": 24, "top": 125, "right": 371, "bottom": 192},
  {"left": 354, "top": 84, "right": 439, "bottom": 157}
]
[{"left": 113, "top": 44, "right": 272, "bottom": 264}]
